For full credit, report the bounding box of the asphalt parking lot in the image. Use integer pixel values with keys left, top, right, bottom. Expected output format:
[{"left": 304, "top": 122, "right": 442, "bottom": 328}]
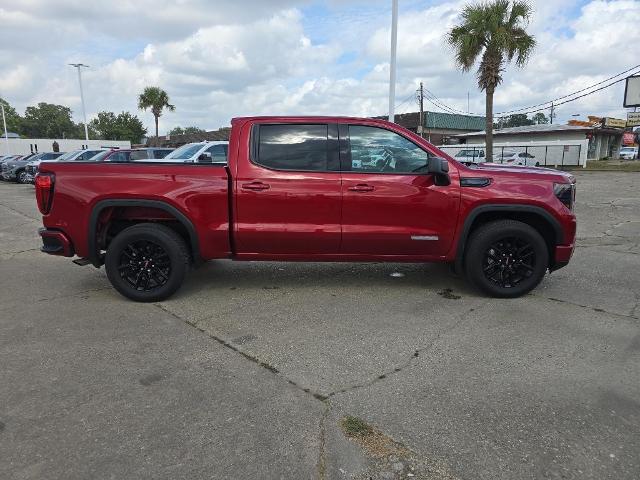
[{"left": 1, "top": 172, "right": 639, "bottom": 480}]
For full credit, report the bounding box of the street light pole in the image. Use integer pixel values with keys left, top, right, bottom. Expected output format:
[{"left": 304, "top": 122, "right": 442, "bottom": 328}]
[
  {"left": 1, "top": 100, "right": 9, "bottom": 155},
  {"left": 69, "top": 63, "right": 90, "bottom": 143},
  {"left": 388, "top": 0, "right": 398, "bottom": 123}
]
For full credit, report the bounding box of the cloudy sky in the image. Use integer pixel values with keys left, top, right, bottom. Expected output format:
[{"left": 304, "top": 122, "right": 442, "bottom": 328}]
[{"left": 1, "top": 0, "right": 639, "bottom": 135}]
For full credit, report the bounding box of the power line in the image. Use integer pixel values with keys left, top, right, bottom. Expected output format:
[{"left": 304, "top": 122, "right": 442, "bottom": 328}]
[
  {"left": 413, "top": 64, "right": 640, "bottom": 119},
  {"left": 494, "top": 64, "right": 640, "bottom": 115}
]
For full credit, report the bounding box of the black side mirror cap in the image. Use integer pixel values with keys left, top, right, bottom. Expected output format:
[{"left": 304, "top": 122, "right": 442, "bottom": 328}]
[{"left": 428, "top": 157, "right": 450, "bottom": 186}]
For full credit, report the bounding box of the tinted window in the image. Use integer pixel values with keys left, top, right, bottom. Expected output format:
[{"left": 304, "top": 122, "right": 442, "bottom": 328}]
[
  {"left": 130, "top": 150, "right": 149, "bottom": 161},
  {"left": 257, "top": 124, "right": 328, "bottom": 171},
  {"left": 348, "top": 126, "right": 432, "bottom": 174},
  {"left": 154, "top": 149, "right": 172, "bottom": 159},
  {"left": 108, "top": 151, "right": 130, "bottom": 162},
  {"left": 205, "top": 144, "right": 228, "bottom": 163}
]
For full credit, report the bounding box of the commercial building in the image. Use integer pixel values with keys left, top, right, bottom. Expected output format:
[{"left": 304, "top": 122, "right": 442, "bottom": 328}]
[
  {"left": 454, "top": 120, "right": 626, "bottom": 160},
  {"left": 381, "top": 111, "right": 486, "bottom": 145}
]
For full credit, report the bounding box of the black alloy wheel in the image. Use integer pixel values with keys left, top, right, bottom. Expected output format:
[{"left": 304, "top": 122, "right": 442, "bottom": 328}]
[
  {"left": 118, "top": 240, "right": 171, "bottom": 292},
  {"left": 464, "top": 219, "right": 548, "bottom": 298},
  {"left": 482, "top": 237, "right": 535, "bottom": 289},
  {"left": 105, "top": 223, "right": 190, "bottom": 302}
]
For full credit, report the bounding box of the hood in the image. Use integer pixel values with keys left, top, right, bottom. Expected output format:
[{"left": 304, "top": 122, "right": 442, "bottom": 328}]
[{"left": 472, "top": 162, "right": 575, "bottom": 183}]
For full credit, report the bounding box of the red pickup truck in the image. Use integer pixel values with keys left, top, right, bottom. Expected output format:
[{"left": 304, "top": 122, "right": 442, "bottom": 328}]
[{"left": 35, "top": 116, "right": 576, "bottom": 302}]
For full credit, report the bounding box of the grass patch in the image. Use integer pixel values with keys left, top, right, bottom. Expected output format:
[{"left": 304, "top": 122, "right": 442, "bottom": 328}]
[
  {"left": 341, "top": 416, "right": 374, "bottom": 437},
  {"left": 583, "top": 160, "right": 640, "bottom": 172}
]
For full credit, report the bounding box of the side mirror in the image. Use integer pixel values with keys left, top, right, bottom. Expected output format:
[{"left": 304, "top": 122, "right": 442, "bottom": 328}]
[
  {"left": 198, "top": 152, "right": 213, "bottom": 163},
  {"left": 427, "top": 157, "right": 450, "bottom": 186}
]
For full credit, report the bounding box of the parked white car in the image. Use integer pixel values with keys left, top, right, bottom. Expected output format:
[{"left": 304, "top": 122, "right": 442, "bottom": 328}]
[
  {"left": 493, "top": 150, "right": 539, "bottom": 167},
  {"left": 619, "top": 146, "right": 638, "bottom": 160},
  {"left": 144, "top": 141, "right": 228, "bottom": 163},
  {"left": 454, "top": 149, "right": 486, "bottom": 164}
]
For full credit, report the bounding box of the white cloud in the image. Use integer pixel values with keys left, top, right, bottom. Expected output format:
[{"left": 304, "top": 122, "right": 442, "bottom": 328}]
[{"left": 0, "top": 0, "right": 638, "bottom": 135}]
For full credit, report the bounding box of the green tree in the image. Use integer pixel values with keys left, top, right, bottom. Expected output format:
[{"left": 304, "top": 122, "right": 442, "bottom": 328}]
[
  {"left": 532, "top": 112, "right": 549, "bottom": 124},
  {"left": 137, "top": 86, "right": 175, "bottom": 137},
  {"left": 0, "top": 97, "right": 23, "bottom": 135},
  {"left": 499, "top": 113, "right": 534, "bottom": 128},
  {"left": 168, "top": 126, "right": 205, "bottom": 136},
  {"left": 90, "top": 111, "right": 148, "bottom": 144},
  {"left": 21, "top": 102, "right": 78, "bottom": 138},
  {"left": 447, "top": 0, "right": 536, "bottom": 159}
]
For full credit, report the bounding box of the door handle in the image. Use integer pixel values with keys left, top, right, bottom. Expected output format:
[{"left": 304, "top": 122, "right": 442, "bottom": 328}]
[
  {"left": 241, "top": 181, "right": 270, "bottom": 191},
  {"left": 348, "top": 184, "right": 374, "bottom": 192}
]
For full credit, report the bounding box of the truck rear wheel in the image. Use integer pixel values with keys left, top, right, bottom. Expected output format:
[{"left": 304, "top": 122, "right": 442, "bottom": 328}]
[
  {"left": 464, "top": 220, "right": 548, "bottom": 298},
  {"left": 105, "top": 223, "right": 190, "bottom": 302}
]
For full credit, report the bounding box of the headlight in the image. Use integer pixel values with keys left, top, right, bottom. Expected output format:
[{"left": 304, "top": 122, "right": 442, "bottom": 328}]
[{"left": 554, "top": 183, "right": 575, "bottom": 211}]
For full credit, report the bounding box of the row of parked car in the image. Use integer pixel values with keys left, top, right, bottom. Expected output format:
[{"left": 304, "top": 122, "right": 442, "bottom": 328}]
[
  {"left": 453, "top": 149, "right": 541, "bottom": 166},
  {"left": 0, "top": 141, "right": 229, "bottom": 184}
]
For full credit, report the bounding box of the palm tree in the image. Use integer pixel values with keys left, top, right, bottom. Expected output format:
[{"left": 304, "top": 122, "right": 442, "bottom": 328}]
[
  {"left": 137, "top": 87, "right": 175, "bottom": 137},
  {"left": 447, "top": 0, "right": 536, "bottom": 159}
]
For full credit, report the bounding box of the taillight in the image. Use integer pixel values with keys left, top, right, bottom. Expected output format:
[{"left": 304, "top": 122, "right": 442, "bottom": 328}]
[
  {"left": 554, "top": 182, "right": 575, "bottom": 211},
  {"left": 35, "top": 173, "right": 55, "bottom": 214}
]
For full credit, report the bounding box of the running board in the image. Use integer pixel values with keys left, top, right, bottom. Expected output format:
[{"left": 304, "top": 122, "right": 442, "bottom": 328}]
[{"left": 72, "top": 258, "right": 92, "bottom": 266}]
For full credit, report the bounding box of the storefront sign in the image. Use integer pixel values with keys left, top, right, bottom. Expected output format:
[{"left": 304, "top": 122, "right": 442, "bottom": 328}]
[
  {"left": 624, "top": 75, "right": 640, "bottom": 107},
  {"left": 623, "top": 132, "right": 636, "bottom": 145},
  {"left": 603, "top": 117, "right": 627, "bottom": 128},
  {"left": 627, "top": 112, "right": 640, "bottom": 127}
]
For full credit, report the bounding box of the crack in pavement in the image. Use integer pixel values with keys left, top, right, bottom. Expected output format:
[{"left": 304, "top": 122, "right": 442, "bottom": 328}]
[
  {"left": 325, "top": 303, "right": 487, "bottom": 399},
  {"left": 535, "top": 295, "right": 640, "bottom": 321},
  {"left": 0, "top": 201, "right": 39, "bottom": 222},
  {"left": 316, "top": 401, "right": 331, "bottom": 480}
]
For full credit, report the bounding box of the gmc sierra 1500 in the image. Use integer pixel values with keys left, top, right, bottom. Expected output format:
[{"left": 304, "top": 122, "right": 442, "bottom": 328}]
[{"left": 36, "top": 116, "right": 576, "bottom": 302}]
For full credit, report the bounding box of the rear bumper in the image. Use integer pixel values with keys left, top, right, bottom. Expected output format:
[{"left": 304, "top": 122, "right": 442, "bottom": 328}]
[
  {"left": 551, "top": 243, "right": 575, "bottom": 271},
  {"left": 38, "top": 228, "right": 75, "bottom": 257}
]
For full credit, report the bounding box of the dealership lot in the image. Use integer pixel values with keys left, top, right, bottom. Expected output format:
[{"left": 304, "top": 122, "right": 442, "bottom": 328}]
[{"left": 0, "top": 172, "right": 638, "bottom": 479}]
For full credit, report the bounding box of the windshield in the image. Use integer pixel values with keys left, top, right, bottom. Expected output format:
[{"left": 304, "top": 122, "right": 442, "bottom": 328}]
[
  {"left": 165, "top": 143, "right": 204, "bottom": 160},
  {"left": 621, "top": 147, "right": 635, "bottom": 152},
  {"left": 57, "top": 150, "right": 82, "bottom": 161},
  {"left": 89, "top": 151, "right": 111, "bottom": 161}
]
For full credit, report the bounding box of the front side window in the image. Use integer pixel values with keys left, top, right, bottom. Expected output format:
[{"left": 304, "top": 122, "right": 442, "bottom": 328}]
[
  {"left": 154, "top": 149, "right": 172, "bottom": 159},
  {"left": 348, "top": 125, "right": 432, "bottom": 173},
  {"left": 256, "top": 124, "right": 328, "bottom": 171}
]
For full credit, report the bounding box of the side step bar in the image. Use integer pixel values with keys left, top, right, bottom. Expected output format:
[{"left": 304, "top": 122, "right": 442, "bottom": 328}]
[{"left": 72, "top": 258, "right": 92, "bottom": 266}]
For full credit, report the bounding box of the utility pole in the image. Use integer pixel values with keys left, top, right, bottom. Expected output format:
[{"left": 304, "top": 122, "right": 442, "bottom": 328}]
[
  {"left": 418, "top": 82, "right": 424, "bottom": 138},
  {"left": 549, "top": 102, "right": 555, "bottom": 124},
  {"left": 388, "top": 0, "right": 398, "bottom": 122},
  {"left": 69, "top": 63, "right": 90, "bottom": 142},
  {"left": 1, "top": 100, "right": 9, "bottom": 155}
]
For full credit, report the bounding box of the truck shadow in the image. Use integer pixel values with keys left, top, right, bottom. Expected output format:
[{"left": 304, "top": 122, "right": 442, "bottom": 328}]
[{"left": 178, "top": 260, "right": 478, "bottom": 298}]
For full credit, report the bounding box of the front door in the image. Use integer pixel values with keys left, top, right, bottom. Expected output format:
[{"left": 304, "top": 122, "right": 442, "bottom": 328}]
[
  {"left": 235, "top": 122, "right": 342, "bottom": 255},
  {"left": 340, "top": 124, "right": 460, "bottom": 257}
]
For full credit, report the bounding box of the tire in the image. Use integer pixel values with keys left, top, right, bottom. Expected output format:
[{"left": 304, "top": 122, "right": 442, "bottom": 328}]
[
  {"left": 535, "top": 162, "right": 540, "bottom": 167},
  {"left": 105, "top": 223, "right": 190, "bottom": 302},
  {"left": 464, "top": 220, "right": 549, "bottom": 298},
  {"left": 17, "top": 171, "right": 28, "bottom": 184}
]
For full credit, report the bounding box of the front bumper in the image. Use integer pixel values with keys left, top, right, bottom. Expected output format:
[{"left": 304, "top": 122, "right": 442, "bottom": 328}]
[
  {"left": 39, "top": 228, "right": 75, "bottom": 257},
  {"left": 550, "top": 243, "right": 575, "bottom": 271}
]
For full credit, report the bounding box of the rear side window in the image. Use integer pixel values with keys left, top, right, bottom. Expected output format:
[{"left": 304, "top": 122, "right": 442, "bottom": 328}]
[{"left": 256, "top": 124, "right": 328, "bottom": 171}]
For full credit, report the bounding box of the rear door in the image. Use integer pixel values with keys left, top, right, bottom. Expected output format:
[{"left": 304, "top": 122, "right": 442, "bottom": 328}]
[
  {"left": 340, "top": 124, "right": 459, "bottom": 257},
  {"left": 235, "top": 122, "right": 341, "bottom": 255}
]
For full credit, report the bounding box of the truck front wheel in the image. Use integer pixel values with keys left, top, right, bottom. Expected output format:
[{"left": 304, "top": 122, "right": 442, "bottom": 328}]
[
  {"left": 464, "top": 220, "right": 549, "bottom": 298},
  {"left": 105, "top": 223, "right": 190, "bottom": 302}
]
